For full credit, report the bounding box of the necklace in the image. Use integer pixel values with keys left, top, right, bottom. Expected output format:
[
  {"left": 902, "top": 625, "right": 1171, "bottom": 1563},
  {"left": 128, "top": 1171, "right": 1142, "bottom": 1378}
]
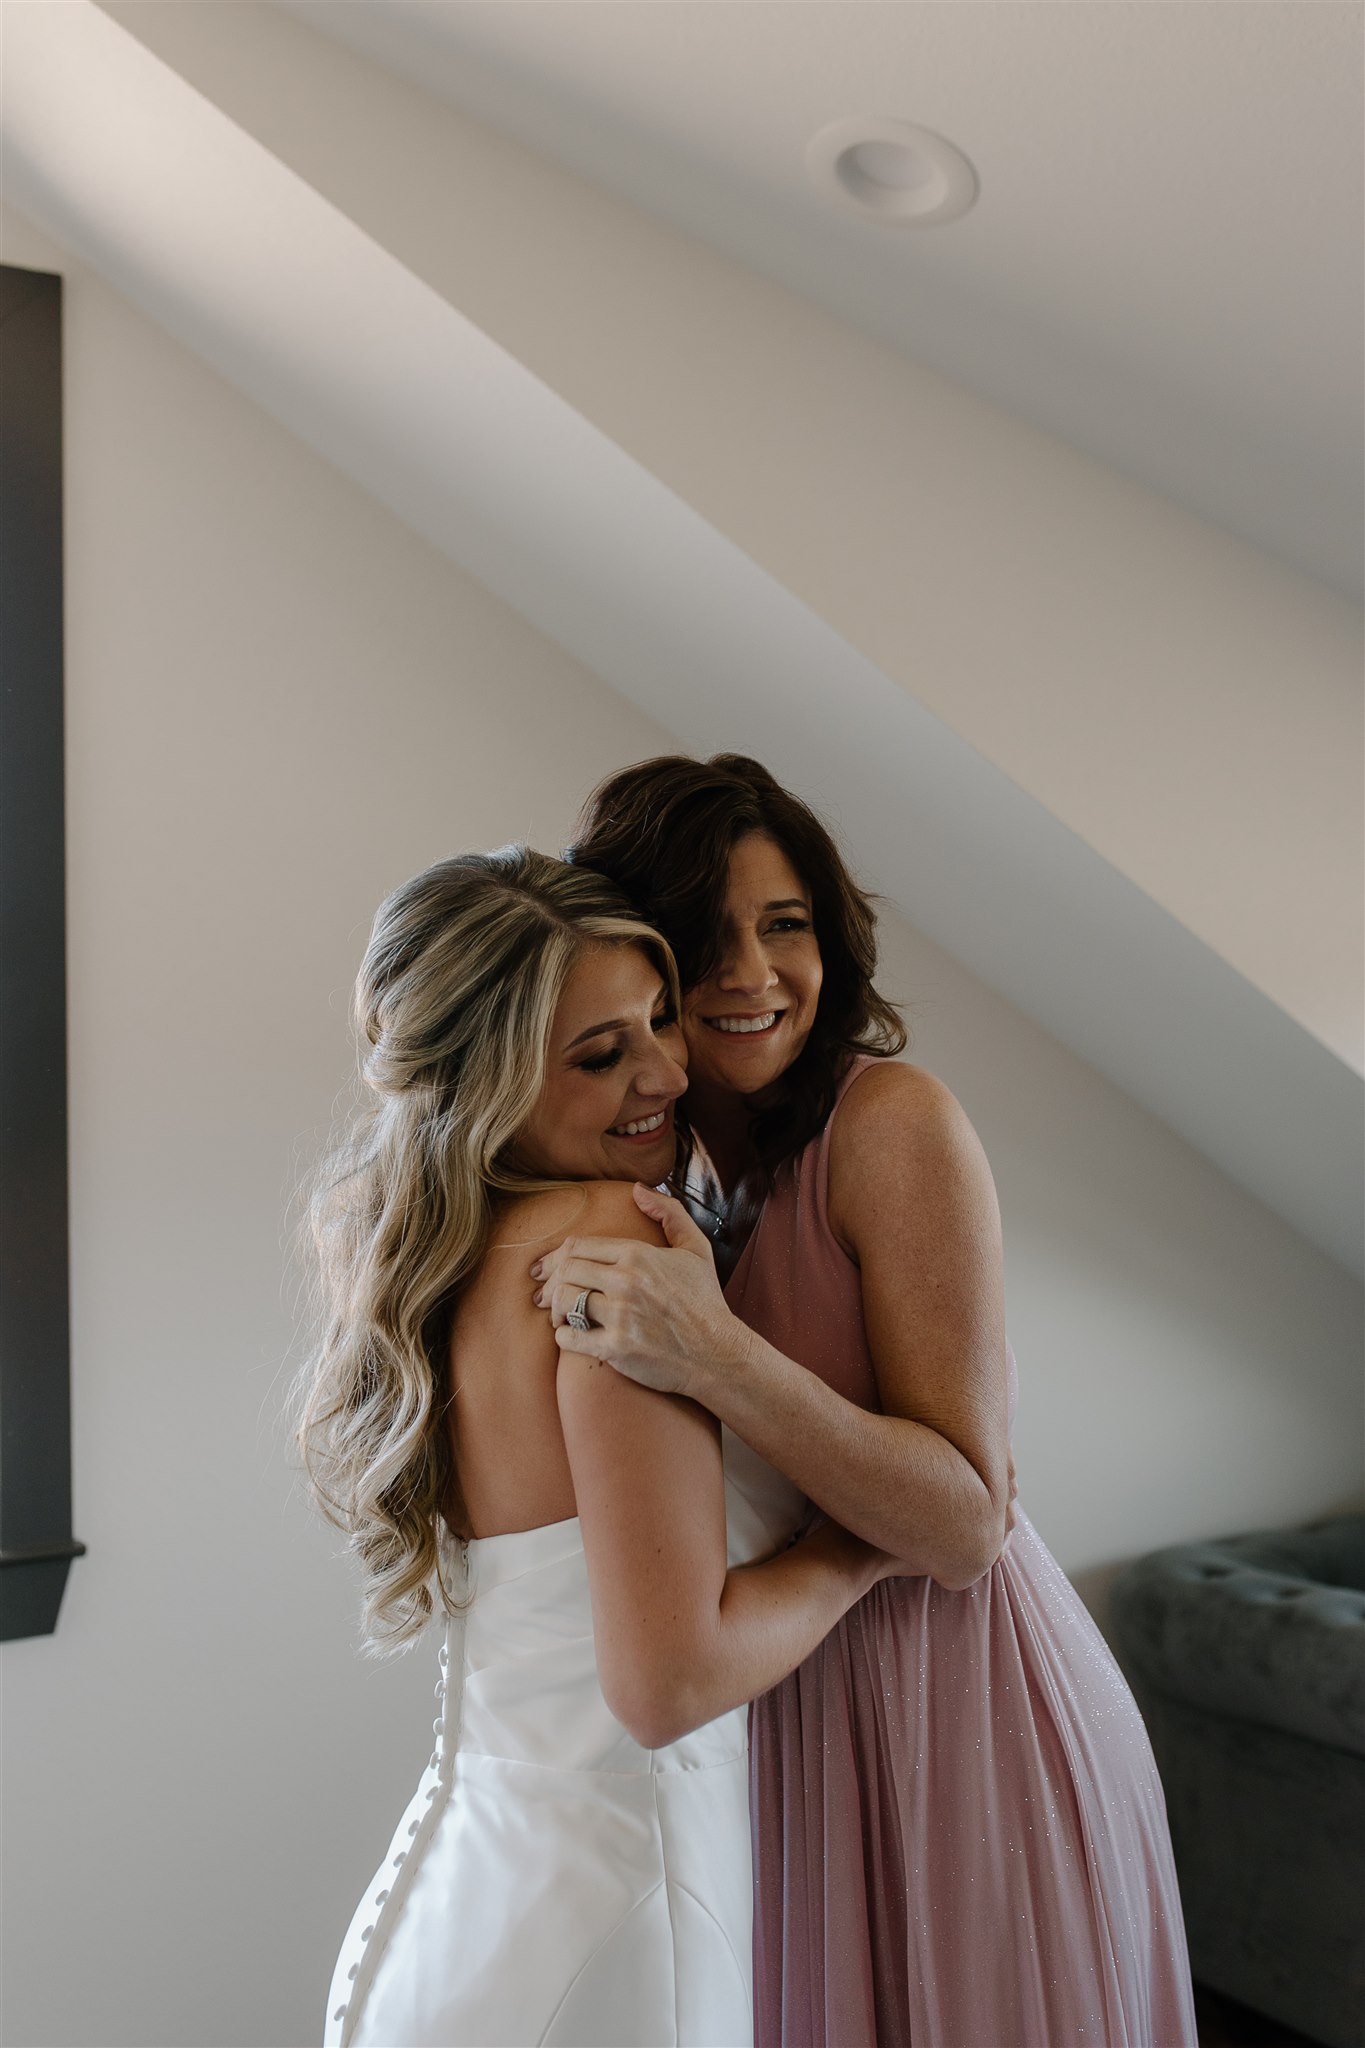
[
  {"left": 681, "top": 1161, "right": 745, "bottom": 1246},
  {"left": 684, "top": 1187, "right": 730, "bottom": 1242}
]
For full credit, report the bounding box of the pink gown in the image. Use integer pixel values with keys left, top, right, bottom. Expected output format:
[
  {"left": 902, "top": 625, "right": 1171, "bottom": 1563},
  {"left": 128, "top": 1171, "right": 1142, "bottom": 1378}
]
[{"left": 725, "top": 1057, "right": 1197, "bottom": 2048}]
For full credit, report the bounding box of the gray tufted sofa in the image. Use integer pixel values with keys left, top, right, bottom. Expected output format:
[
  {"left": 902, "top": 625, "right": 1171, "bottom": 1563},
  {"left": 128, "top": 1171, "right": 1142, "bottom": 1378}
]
[{"left": 1109, "top": 1515, "right": 1365, "bottom": 2048}]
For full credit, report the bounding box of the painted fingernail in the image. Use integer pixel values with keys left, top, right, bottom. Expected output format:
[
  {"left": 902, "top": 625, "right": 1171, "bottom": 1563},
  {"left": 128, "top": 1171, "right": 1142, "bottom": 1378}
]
[{"left": 529, "top": 1261, "right": 545, "bottom": 1280}]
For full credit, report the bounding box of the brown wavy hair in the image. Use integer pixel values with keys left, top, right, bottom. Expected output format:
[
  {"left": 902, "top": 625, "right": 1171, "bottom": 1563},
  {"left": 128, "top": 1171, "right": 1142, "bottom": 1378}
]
[{"left": 568, "top": 755, "right": 905, "bottom": 1180}]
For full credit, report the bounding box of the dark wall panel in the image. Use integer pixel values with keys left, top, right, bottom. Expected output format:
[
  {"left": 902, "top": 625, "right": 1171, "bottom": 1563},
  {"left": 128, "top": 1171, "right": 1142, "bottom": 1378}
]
[{"left": 0, "top": 263, "right": 83, "bottom": 1638}]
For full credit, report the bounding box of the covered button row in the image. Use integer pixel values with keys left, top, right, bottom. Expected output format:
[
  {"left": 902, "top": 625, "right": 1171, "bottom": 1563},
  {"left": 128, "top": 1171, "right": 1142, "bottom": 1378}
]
[{"left": 330, "top": 1886, "right": 393, "bottom": 2022}]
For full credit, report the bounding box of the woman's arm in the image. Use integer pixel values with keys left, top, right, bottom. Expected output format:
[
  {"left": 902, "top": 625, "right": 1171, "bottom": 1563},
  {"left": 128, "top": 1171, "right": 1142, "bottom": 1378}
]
[
  {"left": 558, "top": 1182, "right": 889, "bottom": 1750},
  {"left": 539, "top": 1067, "right": 1012, "bottom": 1590}
]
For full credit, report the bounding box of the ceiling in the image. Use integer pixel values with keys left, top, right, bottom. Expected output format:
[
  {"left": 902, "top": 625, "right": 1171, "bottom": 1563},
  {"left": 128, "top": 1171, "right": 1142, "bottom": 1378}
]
[{"left": 287, "top": 0, "right": 1365, "bottom": 601}]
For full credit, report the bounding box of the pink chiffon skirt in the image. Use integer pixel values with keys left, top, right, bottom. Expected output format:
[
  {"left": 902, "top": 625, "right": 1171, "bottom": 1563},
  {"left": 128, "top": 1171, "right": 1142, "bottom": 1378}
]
[{"left": 749, "top": 1512, "right": 1197, "bottom": 2048}]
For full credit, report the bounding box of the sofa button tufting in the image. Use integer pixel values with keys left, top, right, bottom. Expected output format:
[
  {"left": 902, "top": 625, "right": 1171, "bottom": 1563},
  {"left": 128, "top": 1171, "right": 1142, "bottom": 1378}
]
[{"left": 1111, "top": 1510, "right": 1365, "bottom": 2048}]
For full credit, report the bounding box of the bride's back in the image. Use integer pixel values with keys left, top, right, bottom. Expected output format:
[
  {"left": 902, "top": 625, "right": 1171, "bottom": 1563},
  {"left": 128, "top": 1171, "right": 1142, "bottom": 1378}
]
[
  {"left": 447, "top": 1181, "right": 668, "bottom": 1541},
  {"left": 445, "top": 1187, "right": 582, "bottom": 1540}
]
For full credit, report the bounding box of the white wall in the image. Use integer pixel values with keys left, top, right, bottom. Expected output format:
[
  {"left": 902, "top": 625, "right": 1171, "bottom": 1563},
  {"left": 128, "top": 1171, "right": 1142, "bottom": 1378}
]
[
  {"left": 106, "top": 0, "right": 1365, "bottom": 1073},
  {"left": 1, "top": 210, "right": 1360, "bottom": 2048},
  {"left": 0, "top": 210, "right": 676, "bottom": 2048}
]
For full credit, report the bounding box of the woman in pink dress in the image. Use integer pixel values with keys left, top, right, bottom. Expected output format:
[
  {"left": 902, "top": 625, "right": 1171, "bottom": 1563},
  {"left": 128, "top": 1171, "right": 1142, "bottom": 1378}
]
[{"left": 535, "top": 754, "right": 1197, "bottom": 2047}]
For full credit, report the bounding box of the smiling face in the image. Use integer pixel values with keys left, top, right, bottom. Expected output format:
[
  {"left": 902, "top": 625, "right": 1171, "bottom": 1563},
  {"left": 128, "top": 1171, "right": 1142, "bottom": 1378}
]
[
  {"left": 681, "top": 832, "right": 823, "bottom": 1104},
  {"left": 516, "top": 942, "right": 688, "bottom": 1184}
]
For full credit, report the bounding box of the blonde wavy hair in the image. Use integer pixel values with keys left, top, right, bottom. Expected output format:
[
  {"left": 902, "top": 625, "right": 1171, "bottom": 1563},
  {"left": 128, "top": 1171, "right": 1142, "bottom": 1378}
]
[{"left": 296, "top": 846, "right": 680, "bottom": 1654}]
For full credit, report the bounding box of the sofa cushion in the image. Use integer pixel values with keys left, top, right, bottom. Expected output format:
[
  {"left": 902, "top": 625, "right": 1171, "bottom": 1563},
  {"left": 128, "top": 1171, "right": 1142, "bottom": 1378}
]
[{"left": 1110, "top": 1515, "right": 1365, "bottom": 1757}]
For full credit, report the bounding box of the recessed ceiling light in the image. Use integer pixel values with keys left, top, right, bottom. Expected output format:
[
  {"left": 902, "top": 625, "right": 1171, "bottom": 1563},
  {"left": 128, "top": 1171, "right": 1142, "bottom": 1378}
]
[{"left": 806, "top": 117, "right": 978, "bottom": 227}]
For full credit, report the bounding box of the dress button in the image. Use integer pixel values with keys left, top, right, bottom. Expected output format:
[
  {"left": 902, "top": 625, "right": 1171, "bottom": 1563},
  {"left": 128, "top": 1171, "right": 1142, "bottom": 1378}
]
[
  {"left": 392, "top": 1852, "right": 406, "bottom": 1868},
  {"left": 347, "top": 1965, "right": 358, "bottom": 1981},
  {"left": 375, "top": 1889, "right": 389, "bottom": 1904},
  {"left": 407, "top": 1819, "right": 420, "bottom": 1837},
  {"left": 333, "top": 2008, "right": 347, "bottom": 2023},
  {"left": 361, "top": 1925, "right": 374, "bottom": 1942}
]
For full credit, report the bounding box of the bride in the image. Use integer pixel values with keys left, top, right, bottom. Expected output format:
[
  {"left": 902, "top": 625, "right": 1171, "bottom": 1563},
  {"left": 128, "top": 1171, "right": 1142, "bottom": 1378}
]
[{"left": 298, "top": 846, "right": 900, "bottom": 2048}]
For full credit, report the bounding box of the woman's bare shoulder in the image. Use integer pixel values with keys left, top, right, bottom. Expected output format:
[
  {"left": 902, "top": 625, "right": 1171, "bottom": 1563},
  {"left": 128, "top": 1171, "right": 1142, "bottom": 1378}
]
[
  {"left": 568, "top": 1179, "right": 670, "bottom": 1248},
  {"left": 488, "top": 1180, "right": 667, "bottom": 1255},
  {"left": 486, "top": 1185, "right": 593, "bottom": 1253},
  {"left": 837, "top": 1058, "right": 966, "bottom": 1145},
  {"left": 829, "top": 1062, "right": 987, "bottom": 1247}
]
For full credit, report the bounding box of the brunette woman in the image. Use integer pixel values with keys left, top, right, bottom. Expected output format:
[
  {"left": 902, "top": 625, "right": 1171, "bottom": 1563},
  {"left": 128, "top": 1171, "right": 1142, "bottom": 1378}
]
[{"left": 537, "top": 756, "right": 1197, "bottom": 2048}]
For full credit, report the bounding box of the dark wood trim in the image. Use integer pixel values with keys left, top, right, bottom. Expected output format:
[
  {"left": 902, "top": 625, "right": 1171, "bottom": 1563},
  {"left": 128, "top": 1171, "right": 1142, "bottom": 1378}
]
[{"left": 0, "top": 262, "right": 82, "bottom": 1640}]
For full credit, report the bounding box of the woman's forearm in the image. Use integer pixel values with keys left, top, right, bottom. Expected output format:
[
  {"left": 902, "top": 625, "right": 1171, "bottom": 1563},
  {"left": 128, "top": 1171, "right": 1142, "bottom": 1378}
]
[
  {"left": 613, "top": 1520, "right": 883, "bottom": 1748},
  {"left": 699, "top": 1324, "right": 1005, "bottom": 1586}
]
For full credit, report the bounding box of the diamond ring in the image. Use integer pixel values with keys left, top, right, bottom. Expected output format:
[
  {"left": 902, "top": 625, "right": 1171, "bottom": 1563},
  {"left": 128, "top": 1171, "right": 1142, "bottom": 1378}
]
[{"left": 566, "top": 1290, "right": 593, "bottom": 1333}]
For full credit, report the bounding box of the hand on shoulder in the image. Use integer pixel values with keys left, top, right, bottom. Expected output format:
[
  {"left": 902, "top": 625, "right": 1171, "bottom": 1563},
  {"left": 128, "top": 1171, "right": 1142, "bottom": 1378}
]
[{"left": 534, "top": 1180, "right": 737, "bottom": 1400}]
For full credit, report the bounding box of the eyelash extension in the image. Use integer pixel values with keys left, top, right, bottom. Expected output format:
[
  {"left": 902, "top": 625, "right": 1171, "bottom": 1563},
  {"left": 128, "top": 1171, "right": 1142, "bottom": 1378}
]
[
  {"left": 578, "top": 1010, "right": 675, "bottom": 1075},
  {"left": 579, "top": 1049, "right": 622, "bottom": 1074}
]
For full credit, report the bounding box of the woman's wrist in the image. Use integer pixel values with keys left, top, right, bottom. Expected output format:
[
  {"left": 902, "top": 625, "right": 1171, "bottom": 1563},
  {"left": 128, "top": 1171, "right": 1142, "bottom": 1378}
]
[
  {"left": 849, "top": 1532, "right": 896, "bottom": 1594},
  {"left": 689, "top": 1307, "right": 757, "bottom": 1404},
  {"left": 805, "top": 1518, "right": 889, "bottom": 1599}
]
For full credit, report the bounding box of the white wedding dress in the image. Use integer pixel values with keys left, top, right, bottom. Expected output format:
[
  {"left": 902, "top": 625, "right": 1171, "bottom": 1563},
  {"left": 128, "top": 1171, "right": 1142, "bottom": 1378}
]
[{"left": 324, "top": 1436, "right": 804, "bottom": 2048}]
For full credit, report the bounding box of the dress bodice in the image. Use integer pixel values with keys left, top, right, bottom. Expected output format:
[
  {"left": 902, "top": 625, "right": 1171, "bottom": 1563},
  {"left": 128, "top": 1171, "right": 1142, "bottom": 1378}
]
[
  {"left": 449, "top": 1434, "right": 782, "bottom": 1779},
  {"left": 326, "top": 1437, "right": 778, "bottom": 2047}
]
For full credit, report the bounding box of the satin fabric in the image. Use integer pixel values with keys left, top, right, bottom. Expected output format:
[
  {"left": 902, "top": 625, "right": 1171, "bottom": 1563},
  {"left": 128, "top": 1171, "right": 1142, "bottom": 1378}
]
[
  {"left": 728, "top": 1057, "right": 1198, "bottom": 2048},
  {"left": 325, "top": 1453, "right": 796, "bottom": 2048}
]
